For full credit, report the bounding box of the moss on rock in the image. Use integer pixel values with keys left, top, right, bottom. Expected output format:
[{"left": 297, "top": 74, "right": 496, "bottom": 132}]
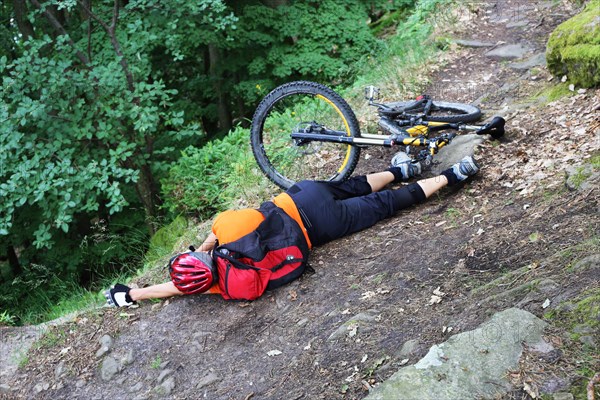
[{"left": 546, "top": 0, "right": 600, "bottom": 88}]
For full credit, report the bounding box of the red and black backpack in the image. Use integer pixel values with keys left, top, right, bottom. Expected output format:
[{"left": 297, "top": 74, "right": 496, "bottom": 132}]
[{"left": 212, "top": 201, "right": 311, "bottom": 300}]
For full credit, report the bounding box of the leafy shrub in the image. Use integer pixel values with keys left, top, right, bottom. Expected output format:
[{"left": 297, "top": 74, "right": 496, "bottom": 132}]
[{"left": 162, "top": 127, "right": 273, "bottom": 219}]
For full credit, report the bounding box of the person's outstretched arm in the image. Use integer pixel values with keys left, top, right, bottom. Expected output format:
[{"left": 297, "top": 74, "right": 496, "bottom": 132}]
[{"left": 129, "top": 282, "right": 183, "bottom": 301}]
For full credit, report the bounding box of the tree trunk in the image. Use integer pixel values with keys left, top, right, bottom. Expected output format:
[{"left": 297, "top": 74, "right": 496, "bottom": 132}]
[
  {"left": 208, "top": 44, "right": 232, "bottom": 134},
  {"left": 134, "top": 161, "right": 160, "bottom": 234},
  {"left": 13, "top": 0, "right": 35, "bottom": 39},
  {"left": 6, "top": 245, "right": 22, "bottom": 277}
]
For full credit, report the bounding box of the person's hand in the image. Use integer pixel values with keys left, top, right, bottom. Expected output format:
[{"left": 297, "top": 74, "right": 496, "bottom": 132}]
[{"left": 104, "top": 283, "right": 136, "bottom": 307}]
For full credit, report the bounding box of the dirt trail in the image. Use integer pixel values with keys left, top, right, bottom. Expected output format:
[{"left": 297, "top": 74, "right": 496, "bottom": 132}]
[{"left": 1, "top": 1, "right": 598, "bottom": 399}]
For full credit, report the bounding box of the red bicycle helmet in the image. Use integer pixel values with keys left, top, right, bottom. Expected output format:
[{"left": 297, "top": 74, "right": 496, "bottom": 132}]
[{"left": 169, "top": 252, "right": 216, "bottom": 295}]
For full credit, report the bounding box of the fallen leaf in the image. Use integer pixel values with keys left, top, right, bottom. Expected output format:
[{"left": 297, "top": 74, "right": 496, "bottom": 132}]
[
  {"left": 348, "top": 325, "right": 358, "bottom": 338},
  {"left": 288, "top": 290, "right": 297, "bottom": 301},
  {"left": 267, "top": 350, "right": 282, "bottom": 357},
  {"left": 542, "top": 299, "right": 551, "bottom": 309},
  {"left": 523, "top": 381, "right": 537, "bottom": 398},
  {"left": 429, "top": 295, "right": 442, "bottom": 305},
  {"left": 360, "top": 291, "right": 376, "bottom": 300},
  {"left": 399, "top": 359, "right": 409, "bottom": 366},
  {"left": 60, "top": 347, "right": 71, "bottom": 355},
  {"left": 433, "top": 287, "right": 446, "bottom": 297},
  {"left": 476, "top": 228, "right": 485, "bottom": 236},
  {"left": 361, "top": 354, "right": 368, "bottom": 363}
]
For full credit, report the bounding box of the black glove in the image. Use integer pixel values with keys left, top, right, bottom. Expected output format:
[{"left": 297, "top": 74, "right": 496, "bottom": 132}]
[{"left": 104, "top": 283, "right": 135, "bottom": 307}]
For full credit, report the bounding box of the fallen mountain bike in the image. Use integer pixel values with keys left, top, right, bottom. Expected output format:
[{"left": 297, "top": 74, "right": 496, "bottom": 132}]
[{"left": 250, "top": 81, "right": 505, "bottom": 189}]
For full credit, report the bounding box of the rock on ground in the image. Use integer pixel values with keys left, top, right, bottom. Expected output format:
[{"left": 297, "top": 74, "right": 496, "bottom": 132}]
[
  {"left": 509, "top": 52, "right": 547, "bottom": 70},
  {"left": 366, "top": 308, "right": 547, "bottom": 400},
  {"left": 454, "top": 39, "right": 495, "bottom": 48},
  {"left": 546, "top": 0, "right": 600, "bottom": 88},
  {"left": 486, "top": 44, "right": 531, "bottom": 60}
]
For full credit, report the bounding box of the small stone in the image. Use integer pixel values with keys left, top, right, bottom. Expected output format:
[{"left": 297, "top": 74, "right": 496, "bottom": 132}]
[
  {"left": 116, "top": 377, "right": 126, "bottom": 385},
  {"left": 508, "top": 52, "right": 547, "bottom": 70},
  {"left": 101, "top": 357, "right": 121, "bottom": 381},
  {"left": 398, "top": 339, "right": 420, "bottom": 357},
  {"left": 75, "top": 380, "right": 86, "bottom": 388},
  {"left": 121, "top": 348, "right": 135, "bottom": 366},
  {"left": 157, "top": 369, "right": 173, "bottom": 384},
  {"left": 553, "top": 393, "right": 574, "bottom": 400},
  {"left": 579, "top": 335, "right": 596, "bottom": 347},
  {"left": 0, "top": 384, "right": 12, "bottom": 394},
  {"left": 99, "top": 334, "right": 113, "bottom": 349},
  {"left": 573, "top": 324, "right": 594, "bottom": 334},
  {"left": 129, "top": 382, "right": 144, "bottom": 393},
  {"left": 197, "top": 372, "right": 221, "bottom": 389},
  {"left": 96, "top": 335, "right": 114, "bottom": 358},
  {"left": 454, "top": 39, "right": 495, "bottom": 48},
  {"left": 55, "top": 360, "right": 66, "bottom": 380},
  {"left": 34, "top": 382, "right": 50, "bottom": 394},
  {"left": 486, "top": 44, "right": 530, "bottom": 61},
  {"left": 328, "top": 310, "right": 380, "bottom": 341},
  {"left": 161, "top": 377, "right": 175, "bottom": 395},
  {"left": 159, "top": 360, "right": 171, "bottom": 370}
]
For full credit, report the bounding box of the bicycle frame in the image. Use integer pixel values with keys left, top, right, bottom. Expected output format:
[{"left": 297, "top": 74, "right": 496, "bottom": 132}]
[{"left": 290, "top": 117, "right": 504, "bottom": 156}]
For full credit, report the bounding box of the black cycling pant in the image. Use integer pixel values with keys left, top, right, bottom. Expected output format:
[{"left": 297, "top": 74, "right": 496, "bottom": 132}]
[{"left": 287, "top": 176, "right": 425, "bottom": 246}]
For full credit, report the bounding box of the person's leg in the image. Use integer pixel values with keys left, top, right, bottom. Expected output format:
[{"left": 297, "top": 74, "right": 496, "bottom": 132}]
[
  {"left": 366, "top": 171, "right": 395, "bottom": 192},
  {"left": 317, "top": 156, "right": 479, "bottom": 241}
]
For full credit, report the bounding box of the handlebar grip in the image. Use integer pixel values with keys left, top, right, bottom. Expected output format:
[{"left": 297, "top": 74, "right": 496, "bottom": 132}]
[{"left": 477, "top": 116, "right": 505, "bottom": 139}]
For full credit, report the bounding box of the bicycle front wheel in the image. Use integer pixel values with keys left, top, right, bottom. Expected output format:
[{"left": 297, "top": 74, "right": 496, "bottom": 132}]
[
  {"left": 387, "top": 100, "right": 482, "bottom": 123},
  {"left": 251, "top": 81, "right": 361, "bottom": 190}
]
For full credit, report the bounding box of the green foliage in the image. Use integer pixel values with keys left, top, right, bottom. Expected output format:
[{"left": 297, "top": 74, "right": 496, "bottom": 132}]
[
  {"left": 0, "top": 310, "right": 16, "bottom": 326},
  {"left": 0, "top": 0, "right": 435, "bottom": 325},
  {"left": 162, "top": 126, "right": 270, "bottom": 219},
  {"left": 151, "top": 355, "right": 162, "bottom": 369},
  {"left": 146, "top": 216, "right": 189, "bottom": 265},
  {"left": 349, "top": 0, "right": 451, "bottom": 103}
]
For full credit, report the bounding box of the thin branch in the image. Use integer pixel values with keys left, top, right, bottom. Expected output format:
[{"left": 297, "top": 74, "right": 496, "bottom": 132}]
[
  {"left": 77, "top": 0, "right": 135, "bottom": 93},
  {"left": 28, "top": 0, "right": 90, "bottom": 65},
  {"left": 110, "top": 0, "right": 119, "bottom": 33}
]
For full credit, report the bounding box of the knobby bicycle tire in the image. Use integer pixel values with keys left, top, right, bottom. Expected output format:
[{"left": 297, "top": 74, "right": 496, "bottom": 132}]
[
  {"left": 251, "top": 81, "right": 361, "bottom": 190},
  {"left": 385, "top": 100, "right": 482, "bottom": 123}
]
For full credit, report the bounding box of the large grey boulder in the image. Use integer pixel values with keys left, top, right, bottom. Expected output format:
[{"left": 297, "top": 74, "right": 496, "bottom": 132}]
[{"left": 366, "top": 308, "right": 547, "bottom": 400}]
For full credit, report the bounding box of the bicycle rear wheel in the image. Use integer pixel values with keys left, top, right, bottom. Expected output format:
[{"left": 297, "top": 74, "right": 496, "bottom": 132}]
[
  {"left": 386, "top": 100, "right": 482, "bottom": 123},
  {"left": 251, "top": 81, "right": 361, "bottom": 190}
]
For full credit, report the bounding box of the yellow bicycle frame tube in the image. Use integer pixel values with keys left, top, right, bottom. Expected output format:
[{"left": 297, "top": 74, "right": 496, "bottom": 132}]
[
  {"left": 316, "top": 94, "right": 352, "bottom": 174},
  {"left": 406, "top": 121, "right": 448, "bottom": 137}
]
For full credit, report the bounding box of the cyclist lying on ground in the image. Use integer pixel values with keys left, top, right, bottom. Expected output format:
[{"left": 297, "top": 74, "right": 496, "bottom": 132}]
[{"left": 105, "top": 155, "right": 479, "bottom": 307}]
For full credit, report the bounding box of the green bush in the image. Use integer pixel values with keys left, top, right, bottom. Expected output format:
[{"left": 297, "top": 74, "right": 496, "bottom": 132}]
[{"left": 162, "top": 127, "right": 273, "bottom": 219}]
